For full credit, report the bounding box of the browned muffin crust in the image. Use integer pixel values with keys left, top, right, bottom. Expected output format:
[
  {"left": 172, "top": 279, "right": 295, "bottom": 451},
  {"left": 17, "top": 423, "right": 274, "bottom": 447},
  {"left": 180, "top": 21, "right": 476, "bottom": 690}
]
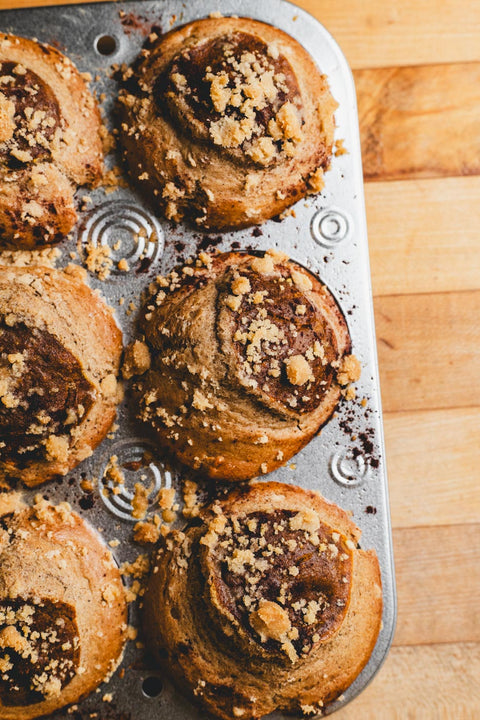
[
  {"left": 0, "top": 494, "right": 127, "bottom": 720},
  {"left": 0, "top": 34, "right": 104, "bottom": 248},
  {"left": 134, "top": 250, "right": 359, "bottom": 481},
  {"left": 118, "top": 16, "right": 337, "bottom": 230},
  {"left": 0, "top": 266, "right": 123, "bottom": 487},
  {"left": 144, "top": 481, "right": 382, "bottom": 719}
]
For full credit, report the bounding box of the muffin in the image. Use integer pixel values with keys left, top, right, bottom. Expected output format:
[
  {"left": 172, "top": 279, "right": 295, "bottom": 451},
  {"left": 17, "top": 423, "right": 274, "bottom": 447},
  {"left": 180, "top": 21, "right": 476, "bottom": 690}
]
[
  {"left": 134, "top": 249, "right": 359, "bottom": 480},
  {"left": 0, "top": 493, "right": 127, "bottom": 719},
  {"left": 0, "top": 265, "right": 123, "bottom": 486},
  {"left": 0, "top": 33, "right": 104, "bottom": 248},
  {"left": 144, "top": 481, "right": 382, "bottom": 719},
  {"left": 118, "top": 16, "right": 337, "bottom": 230}
]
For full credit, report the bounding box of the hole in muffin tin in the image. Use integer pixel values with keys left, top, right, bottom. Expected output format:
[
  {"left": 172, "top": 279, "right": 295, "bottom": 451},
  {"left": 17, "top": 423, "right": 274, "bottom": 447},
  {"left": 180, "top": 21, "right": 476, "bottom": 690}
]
[
  {"left": 330, "top": 449, "right": 370, "bottom": 487},
  {"left": 142, "top": 675, "right": 163, "bottom": 698},
  {"left": 95, "top": 34, "right": 117, "bottom": 56},
  {"left": 311, "top": 207, "right": 351, "bottom": 247}
]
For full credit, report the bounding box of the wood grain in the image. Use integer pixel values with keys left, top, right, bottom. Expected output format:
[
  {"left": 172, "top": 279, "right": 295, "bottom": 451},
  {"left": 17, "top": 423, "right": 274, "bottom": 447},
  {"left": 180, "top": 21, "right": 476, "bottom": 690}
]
[
  {"left": 297, "top": 0, "right": 480, "bottom": 70},
  {"left": 334, "top": 643, "right": 480, "bottom": 719},
  {"left": 374, "top": 290, "right": 480, "bottom": 413},
  {"left": 393, "top": 524, "right": 480, "bottom": 646},
  {"left": 356, "top": 63, "right": 480, "bottom": 181},
  {"left": 1, "top": 0, "right": 479, "bottom": 70},
  {"left": 366, "top": 176, "right": 480, "bottom": 296},
  {"left": 384, "top": 407, "right": 480, "bottom": 529}
]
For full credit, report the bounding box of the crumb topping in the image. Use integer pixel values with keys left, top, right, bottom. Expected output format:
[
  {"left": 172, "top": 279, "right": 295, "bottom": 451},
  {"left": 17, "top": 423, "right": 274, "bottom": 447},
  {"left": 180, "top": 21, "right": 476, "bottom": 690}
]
[
  {"left": 122, "top": 340, "right": 151, "bottom": 380},
  {"left": 336, "top": 354, "right": 361, "bottom": 386},
  {"left": 0, "top": 598, "right": 80, "bottom": 706},
  {"left": 249, "top": 599, "right": 291, "bottom": 641},
  {"left": 0, "top": 61, "right": 62, "bottom": 167},
  {"left": 220, "top": 255, "right": 339, "bottom": 414},
  {"left": 164, "top": 31, "right": 304, "bottom": 166},
  {"left": 0, "top": 320, "right": 95, "bottom": 465},
  {"left": 284, "top": 355, "right": 313, "bottom": 386},
  {"left": 203, "top": 508, "right": 353, "bottom": 661}
]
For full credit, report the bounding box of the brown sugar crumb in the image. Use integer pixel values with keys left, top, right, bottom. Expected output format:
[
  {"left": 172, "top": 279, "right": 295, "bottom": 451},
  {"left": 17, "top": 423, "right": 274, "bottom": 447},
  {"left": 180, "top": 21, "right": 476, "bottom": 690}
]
[
  {"left": 225, "top": 294, "right": 242, "bottom": 312},
  {"left": 132, "top": 482, "right": 149, "bottom": 520},
  {"left": 268, "top": 102, "right": 302, "bottom": 144},
  {"left": 190, "top": 389, "right": 214, "bottom": 412},
  {"left": 250, "top": 254, "right": 274, "bottom": 275},
  {"left": 334, "top": 138, "right": 348, "bottom": 156},
  {"left": 103, "top": 166, "right": 128, "bottom": 192},
  {"left": 159, "top": 507, "right": 174, "bottom": 523},
  {"left": 117, "top": 258, "right": 129, "bottom": 272},
  {"left": 80, "top": 477, "right": 95, "bottom": 493},
  {"left": 301, "top": 703, "right": 323, "bottom": 715},
  {"left": 121, "top": 553, "right": 150, "bottom": 579},
  {"left": 158, "top": 487, "right": 176, "bottom": 510},
  {"left": 120, "top": 553, "right": 150, "bottom": 603},
  {"left": 231, "top": 275, "right": 251, "bottom": 295},
  {"left": 290, "top": 269, "right": 313, "bottom": 292},
  {"left": 103, "top": 455, "right": 124, "bottom": 492},
  {"left": 44, "top": 434, "right": 69, "bottom": 463},
  {"left": 307, "top": 167, "right": 325, "bottom": 194},
  {"left": 279, "top": 206, "right": 297, "bottom": 221},
  {"left": 284, "top": 355, "right": 313, "bottom": 386},
  {"left": 250, "top": 599, "right": 291, "bottom": 642},
  {"left": 336, "top": 354, "right": 361, "bottom": 386},
  {"left": 246, "top": 136, "right": 276, "bottom": 164},
  {"left": 209, "top": 114, "right": 254, "bottom": 148},
  {"left": 32, "top": 495, "right": 76, "bottom": 526},
  {"left": 0, "top": 92, "right": 16, "bottom": 143},
  {"left": 100, "top": 373, "right": 118, "bottom": 399},
  {"left": 233, "top": 709, "right": 246, "bottom": 718},
  {"left": 342, "top": 384, "right": 356, "bottom": 401},
  {"left": 182, "top": 479, "right": 201, "bottom": 518},
  {"left": 289, "top": 510, "right": 320, "bottom": 533},
  {"left": 126, "top": 625, "right": 138, "bottom": 641},
  {"left": 122, "top": 340, "right": 151, "bottom": 380},
  {"left": 84, "top": 242, "right": 113, "bottom": 280},
  {"left": 133, "top": 520, "right": 161, "bottom": 545},
  {"left": 191, "top": 43, "right": 304, "bottom": 165}
]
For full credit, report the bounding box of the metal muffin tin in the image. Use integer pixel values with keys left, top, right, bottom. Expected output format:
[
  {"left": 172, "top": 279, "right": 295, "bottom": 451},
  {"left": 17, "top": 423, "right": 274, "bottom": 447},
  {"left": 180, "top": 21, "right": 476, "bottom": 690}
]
[{"left": 0, "top": 0, "right": 396, "bottom": 717}]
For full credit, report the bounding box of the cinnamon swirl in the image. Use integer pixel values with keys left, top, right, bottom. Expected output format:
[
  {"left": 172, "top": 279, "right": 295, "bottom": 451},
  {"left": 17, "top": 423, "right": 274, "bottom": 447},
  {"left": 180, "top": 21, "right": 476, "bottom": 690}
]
[
  {"left": 144, "top": 481, "right": 382, "bottom": 719},
  {"left": 135, "top": 250, "right": 359, "bottom": 480},
  {"left": 0, "top": 266, "right": 122, "bottom": 486},
  {"left": 0, "top": 493, "right": 127, "bottom": 720},
  {"left": 118, "top": 16, "right": 337, "bottom": 230},
  {"left": 0, "top": 34, "right": 104, "bottom": 248}
]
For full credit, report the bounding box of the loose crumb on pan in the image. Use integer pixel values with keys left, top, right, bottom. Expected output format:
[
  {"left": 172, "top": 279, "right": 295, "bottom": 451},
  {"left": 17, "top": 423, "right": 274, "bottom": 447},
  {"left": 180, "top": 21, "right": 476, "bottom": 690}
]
[
  {"left": 122, "top": 340, "right": 151, "bottom": 380},
  {"left": 133, "top": 518, "right": 161, "bottom": 545},
  {"left": 84, "top": 242, "right": 113, "bottom": 280},
  {"left": 334, "top": 138, "right": 348, "bottom": 156},
  {"left": 131, "top": 482, "right": 149, "bottom": 520},
  {"left": 120, "top": 553, "right": 150, "bottom": 602}
]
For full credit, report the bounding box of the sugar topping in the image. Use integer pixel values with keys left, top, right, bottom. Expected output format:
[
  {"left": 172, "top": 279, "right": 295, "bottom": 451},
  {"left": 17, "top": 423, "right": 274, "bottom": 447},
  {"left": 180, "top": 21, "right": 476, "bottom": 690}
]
[
  {"left": 201, "top": 508, "right": 354, "bottom": 662},
  {"left": 166, "top": 31, "right": 304, "bottom": 166}
]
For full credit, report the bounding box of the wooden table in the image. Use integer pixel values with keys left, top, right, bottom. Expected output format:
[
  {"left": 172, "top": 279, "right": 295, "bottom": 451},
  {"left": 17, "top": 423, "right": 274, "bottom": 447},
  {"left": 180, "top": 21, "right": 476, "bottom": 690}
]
[{"left": 1, "top": 0, "right": 479, "bottom": 716}]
